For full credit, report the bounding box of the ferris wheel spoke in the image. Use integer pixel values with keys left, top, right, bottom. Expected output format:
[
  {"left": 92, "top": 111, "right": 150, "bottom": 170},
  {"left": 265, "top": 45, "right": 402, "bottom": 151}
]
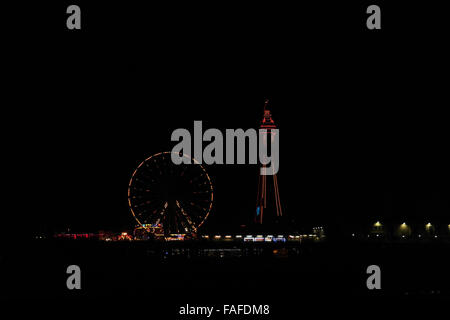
[
  {"left": 135, "top": 178, "right": 159, "bottom": 187},
  {"left": 179, "top": 200, "right": 205, "bottom": 224},
  {"left": 175, "top": 213, "right": 190, "bottom": 233},
  {"left": 183, "top": 167, "right": 202, "bottom": 182},
  {"left": 189, "top": 193, "right": 211, "bottom": 203},
  {"left": 194, "top": 206, "right": 210, "bottom": 222},
  {"left": 133, "top": 176, "right": 158, "bottom": 185},
  {"left": 132, "top": 186, "right": 163, "bottom": 196},
  {"left": 140, "top": 191, "right": 164, "bottom": 200},
  {"left": 135, "top": 200, "right": 165, "bottom": 216},
  {"left": 159, "top": 201, "right": 169, "bottom": 216},
  {"left": 175, "top": 200, "right": 196, "bottom": 233},
  {"left": 191, "top": 190, "right": 210, "bottom": 195},
  {"left": 176, "top": 201, "right": 194, "bottom": 231},
  {"left": 131, "top": 197, "right": 163, "bottom": 209}
]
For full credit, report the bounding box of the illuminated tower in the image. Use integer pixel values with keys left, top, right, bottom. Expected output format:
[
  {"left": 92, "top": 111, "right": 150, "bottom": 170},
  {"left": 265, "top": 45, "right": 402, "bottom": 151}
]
[{"left": 255, "top": 99, "right": 282, "bottom": 224}]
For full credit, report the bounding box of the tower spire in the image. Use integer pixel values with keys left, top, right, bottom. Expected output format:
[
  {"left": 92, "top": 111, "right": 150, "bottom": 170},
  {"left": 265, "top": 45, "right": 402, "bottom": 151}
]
[{"left": 264, "top": 98, "right": 269, "bottom": 111}]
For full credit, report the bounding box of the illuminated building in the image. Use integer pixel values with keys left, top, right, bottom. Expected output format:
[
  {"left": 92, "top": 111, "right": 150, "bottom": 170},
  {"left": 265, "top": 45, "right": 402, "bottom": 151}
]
[
  {"left": 273, "top": 235, "right": 286, "bottom": 243},
  {"left": 54, "top": 232, "right": 96, "bottom": 240},
  {"left": 244, "top": 235, "right": 254, "bottom": 242},
  {"left": 117, "top": 232, "right": 132, "bottom": 241},
  {"left": 424, "top": 222, "right": 436, "bottom": 237},
  {"left": 165, "top": 234, "right": 185, "bottom": 241},
  {"left": 134, "top": 224, "right": 164, "bottom": 240},
  {"left": 313, "top": 227, "right": 326, "bottom": 239},
  {"left": 396, "top": 222, "right": 412, "bottom": 238},
  {"left": 254, "top": 235, "right": 265, "bottom": 242},
  {"left": 370, "top": 221, "right": 384, "bottom": 237}
]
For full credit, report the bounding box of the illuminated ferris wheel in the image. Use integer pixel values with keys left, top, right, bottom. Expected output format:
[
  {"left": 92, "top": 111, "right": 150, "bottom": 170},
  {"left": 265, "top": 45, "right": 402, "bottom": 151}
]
[{"left": 128, "top": 152, "right": 213, "bottom": 235}]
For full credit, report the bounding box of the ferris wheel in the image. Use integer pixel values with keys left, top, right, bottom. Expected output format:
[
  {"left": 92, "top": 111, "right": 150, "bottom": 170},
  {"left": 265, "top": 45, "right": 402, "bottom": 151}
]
[{"left": 128, "top": 152, "right": 213, "bottom": 235}]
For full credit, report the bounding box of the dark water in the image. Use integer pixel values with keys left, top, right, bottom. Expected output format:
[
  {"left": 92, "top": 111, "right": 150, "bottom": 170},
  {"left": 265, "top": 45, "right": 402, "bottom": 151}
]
[{"left": 1, "top": 239, "right": 449, "bottom": 317}]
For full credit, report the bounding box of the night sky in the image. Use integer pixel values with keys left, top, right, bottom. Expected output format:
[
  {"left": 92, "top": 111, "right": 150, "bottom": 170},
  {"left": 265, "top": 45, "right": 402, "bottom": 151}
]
[{"left": 5, "top": 2, "right": 449, "bottom": 239}]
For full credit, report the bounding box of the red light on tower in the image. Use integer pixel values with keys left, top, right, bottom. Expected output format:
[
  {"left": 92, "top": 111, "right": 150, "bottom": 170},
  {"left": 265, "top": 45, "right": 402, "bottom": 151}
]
[{"left": 261, "top": 100, "right": 276, "bottom": 129}]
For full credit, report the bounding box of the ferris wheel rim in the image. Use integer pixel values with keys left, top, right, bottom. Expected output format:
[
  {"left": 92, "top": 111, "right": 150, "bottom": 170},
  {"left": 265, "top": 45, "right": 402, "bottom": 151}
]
[{"left": 127, "top": 151, "right": 214, "bottom": 233}]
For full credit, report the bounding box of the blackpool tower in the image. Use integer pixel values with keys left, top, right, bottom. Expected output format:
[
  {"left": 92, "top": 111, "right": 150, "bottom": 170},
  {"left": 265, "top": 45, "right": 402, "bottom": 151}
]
[{"left": 255, "top": 99, "right": 282, "bottom": 224}]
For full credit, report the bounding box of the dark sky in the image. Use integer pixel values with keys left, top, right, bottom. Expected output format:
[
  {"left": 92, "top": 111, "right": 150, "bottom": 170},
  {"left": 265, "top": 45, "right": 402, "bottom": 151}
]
[{"left": 4, "top": 1, "right": 449, "bottom": 238}]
